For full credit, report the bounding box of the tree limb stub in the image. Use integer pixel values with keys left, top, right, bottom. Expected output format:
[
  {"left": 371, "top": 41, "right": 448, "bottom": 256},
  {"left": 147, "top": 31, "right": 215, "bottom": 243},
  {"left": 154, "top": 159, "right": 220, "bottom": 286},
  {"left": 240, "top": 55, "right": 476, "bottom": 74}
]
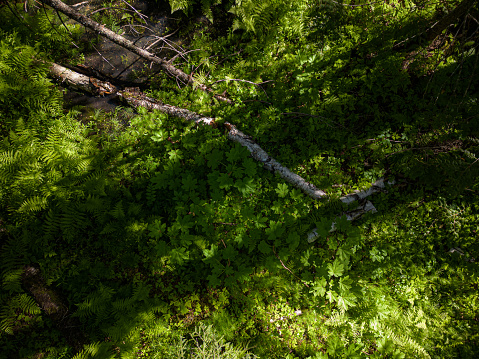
[
  {"left": 22, "top": 265, "right": 86, "bottom": 352},
  {"left": 41, "top": 0, "right": 232, "bottom": 103}
]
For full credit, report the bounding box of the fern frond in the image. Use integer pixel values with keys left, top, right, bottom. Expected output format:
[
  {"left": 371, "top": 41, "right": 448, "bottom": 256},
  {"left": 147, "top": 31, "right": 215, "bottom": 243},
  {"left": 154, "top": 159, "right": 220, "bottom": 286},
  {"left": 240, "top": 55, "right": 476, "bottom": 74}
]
[
  {"left": 110, "top": 201, "right": 125, "bottom": 220},
  {"left": 18, "top": 195, "right": 48, "bottom": 213},
  {"left": 0, "top": 293, "right": 41, "bottom": 335},
  {"left": 74, "top": 285, "right": 115, "bottom": 321}
]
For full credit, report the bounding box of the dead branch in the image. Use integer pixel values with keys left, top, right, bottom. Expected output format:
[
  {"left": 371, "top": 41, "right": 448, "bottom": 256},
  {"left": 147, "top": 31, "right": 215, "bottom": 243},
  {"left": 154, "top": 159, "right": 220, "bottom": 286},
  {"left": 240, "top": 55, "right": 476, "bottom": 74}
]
[
  {"left": 40, "top": 0, "right": 233, "bottom": 103},
  {"left": 224, "top": 122, "right": 328, "bottom": 200}
]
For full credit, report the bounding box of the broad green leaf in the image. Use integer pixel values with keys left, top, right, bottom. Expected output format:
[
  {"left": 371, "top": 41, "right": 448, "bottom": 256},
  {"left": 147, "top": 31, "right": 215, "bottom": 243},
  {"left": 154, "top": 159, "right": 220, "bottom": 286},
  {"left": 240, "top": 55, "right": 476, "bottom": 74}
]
[
  {"left": 275, "top": 183, "right": 289, "bottom": 197},
  {"left": 223, "top": 245, "right": 238, "bottom": 260},
  {"left": 217, "top": 173, "right": 234, "bottom": 189},
  {"left": 243, "top": 158, "right": 257, "bottom": 177},
  {"left": 315, "top": 217, "right": 333, "bottom": 238},
  {"left": 310, "top": 277, "right": 327, "bottom": 297},
  {"left": 287, "top": 231, "right": 300, "bottom": 251},
  {"left": 148, "top": 219, "right": 166, "bottom": 239},
  {"left": 154, "top": 241, "right": 168, "bottom": 257},
  {"left": 207, "top": 149, "right": 223, "bottom": 169},
  {"left": 258, "top": 240, "right": 271, "bottom": 254},
  {"left": 168, "top": 149, "right": 183, "bottom": 162},
  {"left": 337, "top": 247, "right": 352, "bottom": 263},
  {"left": 207, "top": 274, "right": 220, "bottom": 287},
  {"left": 326, "top": 290, "right": 338, "bottom": 303},
  {"left": 327, "top": 258, "right": 344, "bottom": 277},
  {"left": 301, "top": 250, "right": 311, "bottom": 267},
  {"left": 182, "top": 174, "right": 197, "bottom": 191},
  {"left": 336, "top": 215, "right": 352, "bottom": 232},
  {"left": 337, "top": 291, "right": 357, "bottom": 311},
  {"left": 170, "top": 247, "right": 189, "bottom": 265},
  {"left": 203, "top": 245, "right": 218, "bottom": 261},
  {"left": 339, "top": 275, "right": 353, "bottom": 292},
  {"left": 236, "top": 177, "right": 256, "bottom": 194},
  {"left": 226, "top": 144, "right": 245, "bottom": 162}
]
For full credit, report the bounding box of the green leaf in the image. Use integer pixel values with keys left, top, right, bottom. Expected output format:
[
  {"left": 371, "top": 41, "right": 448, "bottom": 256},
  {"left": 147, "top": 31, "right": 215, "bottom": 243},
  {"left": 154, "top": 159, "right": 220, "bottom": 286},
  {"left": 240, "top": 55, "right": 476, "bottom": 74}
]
[
  {"left": 148, "top": 219, "right": 166, "bottom": 239},
  {"left": 226, "top": 144, "right": 245, "bottom": 162},
  {"left": 236, "top": 177, "right": 256, "bottom": 195},
  {"left": 338, "top": 275, "right": 353, "bottom": 292},
  {"left": 327, "top": 335, "right": 342, "bottom": 356},
  {"left": 327, "top": 258, "right": 344, "bottom": 277},
  {"left": 301, "top": 250, "right": 311, "bottom": 267},
  {"left": 182, "top": 174, "right": 197, "bottom": 191},
  {"left": 310, "top": 277, "right": 327, "bottom": 297},
  {"left": 223, "top": 245, "right": 238, "bottom": 260},
  {"left": 168, "top": 149, "right": 183, "bottom": 162},
  {"left": 287, "top": 231, "right": 300, "bottom": 251},
  {"left": 337, "top": 247, "right": 351, "bottom": 263},
  {"left": 315, "top": 218, "right": 333, "bottom": 238},
  {"left": 275, "top": 183, "right": 289, "bottom": 197},
  {"left": 207, "top": 274, "right": 221, "bottom": 287},
  {"left": 151, "top": 129, "right": 167, "bottom": 142},
  {"left": 243, "top": 158, "right": 257, "bottom": 177},
  {"left": 254, "top": 214, "right": 268, "bottom": 228},
  {"left": 217, "top": 173, "right": 234, "bottom": 189},
  {"left": 170, "top": 247, "right": 189, "bottom": 265},
  {"left": 337, "top": 291, "right": 357, "bottom": 311},
  {"left": 207, "top": 149, "right": 223, "bottom": 169},
  {"left": 326, "top": 290, "right": 338, "bottom": 303},
  {"left": 336, "top": 215, "right": 352, "bottom": 232},
  {"left": 258, "top": 240, "right": 271, "bottom": 254},
  {"left": 203, "top": 245, "right": 218, "bottom": 261}
]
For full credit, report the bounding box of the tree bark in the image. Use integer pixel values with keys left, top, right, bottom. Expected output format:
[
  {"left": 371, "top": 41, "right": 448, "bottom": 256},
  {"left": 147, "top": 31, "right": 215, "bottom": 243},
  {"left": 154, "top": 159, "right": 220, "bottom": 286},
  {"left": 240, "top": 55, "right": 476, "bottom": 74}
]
[{"left": 41, "top": 0, "right": 232, "bottom": 103}]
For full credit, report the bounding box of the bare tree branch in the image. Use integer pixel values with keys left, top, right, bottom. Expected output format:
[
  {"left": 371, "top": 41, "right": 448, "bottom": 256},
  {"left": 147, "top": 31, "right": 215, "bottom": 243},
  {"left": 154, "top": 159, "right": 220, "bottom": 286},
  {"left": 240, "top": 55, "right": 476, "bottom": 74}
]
[{"left": 40, "top": 0, "right": 233, "bottom": 103}]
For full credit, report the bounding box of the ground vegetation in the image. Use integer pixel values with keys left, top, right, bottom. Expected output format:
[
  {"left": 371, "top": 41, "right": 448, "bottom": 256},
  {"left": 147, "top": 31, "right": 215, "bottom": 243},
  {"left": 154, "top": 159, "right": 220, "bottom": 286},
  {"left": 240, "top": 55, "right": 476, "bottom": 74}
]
[{"left": 0, "top": 0, "right": 478, "bottom": 358}]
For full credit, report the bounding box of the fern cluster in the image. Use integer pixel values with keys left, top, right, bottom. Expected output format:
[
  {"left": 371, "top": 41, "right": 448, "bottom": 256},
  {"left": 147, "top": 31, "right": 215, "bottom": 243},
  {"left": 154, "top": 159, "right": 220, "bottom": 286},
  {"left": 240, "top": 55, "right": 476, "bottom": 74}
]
[
  {"left": 0, "top": 33, "right": 63, "bottom": 136},
  {"left": 0, "top": 2, "right": 84, "bottom": 58}
]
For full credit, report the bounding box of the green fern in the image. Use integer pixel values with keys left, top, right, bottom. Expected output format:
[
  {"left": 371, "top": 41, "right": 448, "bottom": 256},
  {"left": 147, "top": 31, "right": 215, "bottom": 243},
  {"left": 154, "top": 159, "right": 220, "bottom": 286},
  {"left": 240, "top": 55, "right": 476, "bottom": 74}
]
[
  {"left": 0, "top": 293, "right": 41, "bottom": 335},
  {"left": 229, "top": 0, "right": 307, "bottom": 37}
]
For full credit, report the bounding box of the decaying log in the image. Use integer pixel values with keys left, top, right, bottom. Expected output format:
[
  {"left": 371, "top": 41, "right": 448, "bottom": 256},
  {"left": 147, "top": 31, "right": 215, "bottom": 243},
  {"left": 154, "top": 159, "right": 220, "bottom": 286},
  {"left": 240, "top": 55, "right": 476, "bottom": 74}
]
[
  {"left": 50, "top": 62, "right": 118, "bottom": 96},
  {"left": 50, "top": 62, "right": 328, "bottom": 201},
  {"left": 41, "top": 0, "right": 232, "bottom": 103},
  {"left": 22, "top": 265, "right": 86, "bottom": 351},
  {"left": 339, "top": 178, "right": 394, "bottom": 205}
]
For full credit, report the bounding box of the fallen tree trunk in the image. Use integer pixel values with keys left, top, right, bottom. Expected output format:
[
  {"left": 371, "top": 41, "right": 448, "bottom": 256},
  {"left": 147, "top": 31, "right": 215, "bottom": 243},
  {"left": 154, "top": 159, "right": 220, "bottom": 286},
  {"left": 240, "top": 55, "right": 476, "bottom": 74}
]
[
  {"left": 307, "top": 178, "right": 395, "bottom": 243},
  {"left": 41, "top": 0, "right": 232, "bottom": 103},
  {"left": 50, "top": 62, "right": 328, "bottom": 200},
  {"left": 50, "top": 63, "right": 386, "bottom": 227}
]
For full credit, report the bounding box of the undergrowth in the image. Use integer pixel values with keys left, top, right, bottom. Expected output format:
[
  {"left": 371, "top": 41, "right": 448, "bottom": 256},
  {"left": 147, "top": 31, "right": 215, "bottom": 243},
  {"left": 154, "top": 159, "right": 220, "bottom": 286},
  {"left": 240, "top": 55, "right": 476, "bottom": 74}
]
[{"left": 0, "top": 0, "right": 478, "bottom": 358}]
